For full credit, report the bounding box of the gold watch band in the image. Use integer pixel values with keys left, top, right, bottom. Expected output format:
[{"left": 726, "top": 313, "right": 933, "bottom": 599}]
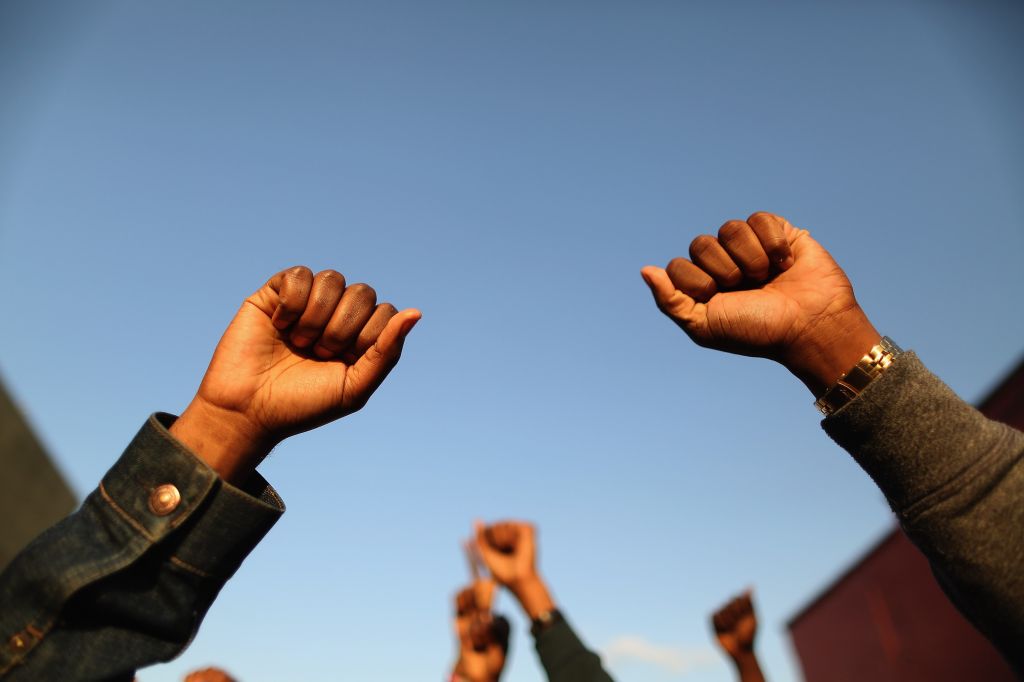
[{"left": 815, "top": 337, "right": 903, "bottom": 416}]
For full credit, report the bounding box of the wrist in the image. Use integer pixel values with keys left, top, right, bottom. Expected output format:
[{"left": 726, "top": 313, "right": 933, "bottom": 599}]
[
  {"left": 783, "top": 306, "right": 881, "bottom": 397},
  {"left": 509, "top": 575, "right": 556, "bottom": 620},
  {"left": 731, "top": 650, "right": 763, "bottom": 677},
  {"left": 170, "top": 398, "right": 273, "bottom": 485}
]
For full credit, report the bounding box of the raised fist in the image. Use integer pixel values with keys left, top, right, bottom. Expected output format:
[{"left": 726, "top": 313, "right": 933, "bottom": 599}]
[
  {"left": 641, "top": 212, "right": 879, "bottom": 395},
  {"left": 712, "top": 591, "right": 758, "bottom": 659},
  {"left": 172, "top": 266, "right": 420, "bottom": 481},
  {"left": 474, "top": 521, "right": 538, "bottom": 590},
  {"left": 453, "top": 581, "right": 510, "bottom": 682},
  {"left": 473, "top": 520, "right": 557, "bottom": 620}
]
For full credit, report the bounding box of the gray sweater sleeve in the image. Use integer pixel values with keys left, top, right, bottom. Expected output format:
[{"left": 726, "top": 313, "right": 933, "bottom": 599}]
[{"left": 822, "top": 352, "right": 1024, "bottom": 671}]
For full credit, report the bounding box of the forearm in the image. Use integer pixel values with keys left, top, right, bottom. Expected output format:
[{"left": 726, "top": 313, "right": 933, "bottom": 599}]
[
  {"left": 822, "top": 352, "right": 1024, "bottom": 670},
  {"left": 0, "top": 414, "right": 283, "bottom": 679},
  {"left": 507, "top": 576, "right": 614, "bottom": 681},
  {"left": 731, "top": 652, "right": 766, "bottom": 682},
  {"left": 171, "top": 398, "right": 272, "bottom": 486},
  {"left": 510, "top": 575, "right": 556, "bottom": 620}
]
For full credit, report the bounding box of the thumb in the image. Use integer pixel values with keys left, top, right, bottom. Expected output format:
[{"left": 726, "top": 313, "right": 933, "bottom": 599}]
[
  {"left": 474, "top": 520, "right": 500, "bottom": 571},
  {"left": 475, "top": 579, "right": 495, "bottom": 611},
  {"left": 344, "top": 308, "right": 421, "bottom": 408},
  {"left": 780, "top": 219, "right": 822, "bottom": 262},
  {"left": 641, "top": 266, "right": 701, "bottom": 327}
]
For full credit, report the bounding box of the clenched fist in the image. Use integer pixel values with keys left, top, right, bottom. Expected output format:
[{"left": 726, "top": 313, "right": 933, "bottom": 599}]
[
  {"left": 712, "top": 591, "right": 758, "bottom": 659},
  {"left": 453, "top": 580, "right": 510, "bottom": 682},
  {"left": 711, "top": 590, "right": 766, "bottom": 682},
  {"left": 171, "top": 266, "right": 420, "bottom": 482},
  {"left": 474, "top": 521, "right": 556, "bottom": 620},
  {"left": 641, "top": 212, "right": 879, "bottom": 396}
]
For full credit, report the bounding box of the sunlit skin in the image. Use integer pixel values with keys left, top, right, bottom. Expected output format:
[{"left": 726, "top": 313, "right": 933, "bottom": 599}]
[
  {"left": 474, "top": 521, "right": 556, "bottom": 621},
  {"left": 169, "top": 266, "right": 421, "bottom": 484},
  {"left": 453, "top": 580, "right": 510, "bottom": 682},
  {"left": 712, "top": 591, "right": 766, "bottom": 682},
  {"left": 183, "top": 667, "right": 236, "bottom": 682},
  {"left": 641, "top": 211, "right": 880, "bottom": 397}
]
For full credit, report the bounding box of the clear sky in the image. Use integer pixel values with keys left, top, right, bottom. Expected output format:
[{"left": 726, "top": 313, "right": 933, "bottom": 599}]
[{"left": 1, "top": 1, "right": 1022, "bottom": 680}]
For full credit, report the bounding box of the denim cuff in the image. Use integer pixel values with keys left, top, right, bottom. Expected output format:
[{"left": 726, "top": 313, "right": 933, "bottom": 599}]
[
  {"left": 103, "top": 413, "right": 284, "bottom": 577},
  {"left": 0, "top": 413, "right": 283, "bottom": 674}
]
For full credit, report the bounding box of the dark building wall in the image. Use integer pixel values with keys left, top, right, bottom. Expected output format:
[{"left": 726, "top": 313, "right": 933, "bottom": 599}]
[
  {"left": 789, "top": 528, "right": 1015, "bottom": 682},
  {"left": 0, "top": 375, "right": 77, "bottom": 570},
  {"left": 788, "top": 355, "right": 1024, "bottom": 682},
  {"left": 975, "top": 354, "right": 1024, "bottom": 431}
]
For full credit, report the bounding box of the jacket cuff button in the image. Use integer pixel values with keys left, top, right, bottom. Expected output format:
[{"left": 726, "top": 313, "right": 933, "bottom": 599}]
[{"left": 148, "top": 484, "right": 182, "bottom": 516}]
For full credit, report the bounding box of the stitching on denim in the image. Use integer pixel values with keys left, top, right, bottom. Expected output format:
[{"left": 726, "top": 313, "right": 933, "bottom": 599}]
[
  {"left": 0, "top": 618, "right": 55, "bottom": 675},
  {"left": 261, "top": 485, "right": 285, "bottom": 509},
  {"left": 168, "top": 555, "right": 212, "bottom": 579},
  {"left": 99, "top": 482, "right": 156, "bottom": 542},
  {"left": 167, "top": 503, "right": 196, "bottom": 531}
]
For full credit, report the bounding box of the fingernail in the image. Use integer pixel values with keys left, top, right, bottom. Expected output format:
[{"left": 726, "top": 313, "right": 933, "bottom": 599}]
[
  {"left": 640, "top": 270, "right": 653, "bottom": 287},
  {"left": 291, "top": 334, "right": 314, "bottom": 348},
  {"left": 776, "top": 255, "right": 794, "bottom": 270}
]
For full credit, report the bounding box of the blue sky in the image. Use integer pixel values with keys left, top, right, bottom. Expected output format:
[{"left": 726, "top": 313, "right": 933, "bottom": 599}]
[{"left": 1, "top": 1, "right": 1023, "bottom": 680}]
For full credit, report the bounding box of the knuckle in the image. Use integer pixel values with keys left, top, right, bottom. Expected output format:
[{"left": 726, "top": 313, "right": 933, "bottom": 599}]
[
  {"left": 698, "top": 278, "right": 717, "bottom": 301},
  {"left": 717, "top": 220, "right": 747, "bottom": 242},
  {"left": 316, "top": 269, "right": 345, "bottom": 285},
  {"left": 666, "top": 257, "right": 690, "bottom": 278},
  {"left": 748, "top": 254, "right": 771, "bottom": 272},
  {"left": 764, "top": 237, "right": 789, "bottom": 255},
  {"left": 745, "top": 259, "right": 771, "bottom": 280},
  {"left": 347, "top": 282, "right": 377, "bottom": 301},
  {"left": 747, "top": 210, "right": 775, "bottom": 223},
  {"left": 688, "top": 235, "right": 719, "bottom": 260},
  {"left": 720, "top": 267, "right": 743, "bottom": 287},
  {"left": 278, "top": 296, "right": 302, "bottom": 312}
]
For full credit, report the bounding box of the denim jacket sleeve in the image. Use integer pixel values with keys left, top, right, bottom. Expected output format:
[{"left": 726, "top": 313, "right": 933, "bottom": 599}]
[{"left": 0, "top": 413, "right": 284, "bottom": 681}]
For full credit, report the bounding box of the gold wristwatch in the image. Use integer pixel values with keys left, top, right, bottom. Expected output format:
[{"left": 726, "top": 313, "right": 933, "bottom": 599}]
[{"left": 815, "top": 336, "right": 903, "bottom": 416}]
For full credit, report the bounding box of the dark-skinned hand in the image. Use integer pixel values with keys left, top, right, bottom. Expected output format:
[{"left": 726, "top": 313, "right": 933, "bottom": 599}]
[
  {"left": 453, "top": 580, "right": 510, "bottom": 682},
  {"left": 641, "top": 211, "right": 880, "bottom": 396},
  {"left": 712, "top": 591, "right": 758, "bottom": 659},
  {"left": 474, "top": 521, "right": 557, "bottom": 620},
  {"left": 170, "top": 266, "right": 420, "bottom": 483}
]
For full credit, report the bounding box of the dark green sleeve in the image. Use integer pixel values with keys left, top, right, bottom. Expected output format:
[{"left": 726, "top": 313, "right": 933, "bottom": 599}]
[
  {"left": 822, "top": 352, "right": 1024, "bottom": 672},
  {"left": 534, "top": 613, "right": 615, "bottom": 682}
]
